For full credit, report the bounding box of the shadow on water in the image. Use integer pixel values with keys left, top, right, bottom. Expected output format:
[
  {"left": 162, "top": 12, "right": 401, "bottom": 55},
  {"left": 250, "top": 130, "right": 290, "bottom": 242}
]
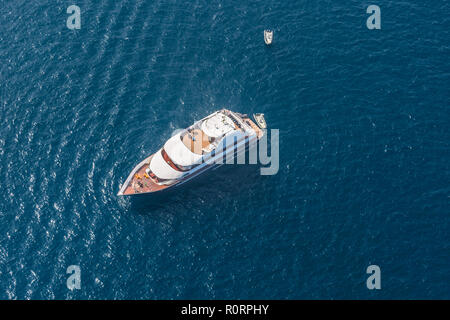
[{"left": 128, "top": 163, "right": 262, "bottom": 215}]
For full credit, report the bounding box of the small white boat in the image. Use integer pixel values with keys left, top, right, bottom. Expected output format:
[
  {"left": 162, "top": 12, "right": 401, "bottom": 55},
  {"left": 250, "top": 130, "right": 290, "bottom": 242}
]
[
  {"left": 264, "top": 30, "right": 273, "bottom": 45},
  {"left": 253, "top": 113, "right": 267, "bottom": 129}
]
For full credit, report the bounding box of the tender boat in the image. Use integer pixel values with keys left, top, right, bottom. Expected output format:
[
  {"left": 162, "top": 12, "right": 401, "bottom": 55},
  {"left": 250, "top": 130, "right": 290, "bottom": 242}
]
[
  {"left": 264, "top": 30, "right": 273, "bottom": 45},
  {"left": 117, "top": 109, "right": 266, "bottom": 196},
  {"left": 253, "top": 113, "right": 267, "bottom": 129}
]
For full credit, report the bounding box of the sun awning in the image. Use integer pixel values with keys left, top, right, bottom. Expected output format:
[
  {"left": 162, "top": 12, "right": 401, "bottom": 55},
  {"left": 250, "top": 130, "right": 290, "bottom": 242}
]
[
  {"left": 149, "top": 149, "right": 184, "bottom": 180},
  {"left": 164, "top": 133, "right": 203, "bottom": 167}
]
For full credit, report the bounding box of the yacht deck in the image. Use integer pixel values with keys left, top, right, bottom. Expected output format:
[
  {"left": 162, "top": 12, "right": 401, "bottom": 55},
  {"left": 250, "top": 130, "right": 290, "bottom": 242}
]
[{"left": 121, "top": 156, "right": 170, "bottom": 195}]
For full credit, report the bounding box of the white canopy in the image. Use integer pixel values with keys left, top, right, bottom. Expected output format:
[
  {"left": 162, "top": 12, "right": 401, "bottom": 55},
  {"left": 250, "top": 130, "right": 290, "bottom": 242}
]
[
  {"left": 149, "top": 149, "right": 184, "bottom": 180},
  {"left": 164, "top": 133, "right": 203, "bottom": 167},
  {"left": 201, "top": 114, "right": 235, "bottom": 138}
]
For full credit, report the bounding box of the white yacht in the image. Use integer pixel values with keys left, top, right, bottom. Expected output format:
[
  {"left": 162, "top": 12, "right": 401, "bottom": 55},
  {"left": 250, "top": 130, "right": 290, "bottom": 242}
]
[
  {"left": 264, "top": 30, "right": 273, "bottom": 45},
  {"left": 117, "top": 109, "right": 266, "bottom": 196}
]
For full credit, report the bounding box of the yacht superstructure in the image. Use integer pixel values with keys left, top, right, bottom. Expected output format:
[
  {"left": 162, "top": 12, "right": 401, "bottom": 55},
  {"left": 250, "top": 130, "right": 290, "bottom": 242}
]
[{"left": 117, "top": 109, "right": 266, "bottom": 196}]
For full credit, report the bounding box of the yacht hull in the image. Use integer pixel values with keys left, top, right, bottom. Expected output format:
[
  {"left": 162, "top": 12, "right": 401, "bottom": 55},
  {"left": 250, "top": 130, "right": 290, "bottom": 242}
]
[{"left": 117, "top": 110, "right": 265, "bottom": 196}]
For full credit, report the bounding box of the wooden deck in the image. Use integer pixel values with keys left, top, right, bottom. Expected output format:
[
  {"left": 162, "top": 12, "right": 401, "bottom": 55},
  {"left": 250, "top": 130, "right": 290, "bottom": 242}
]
[
  {"left": 121, "top": 156, "right": 170, "bottom": 195},
  {"left": 182, "top": 129, "right": 211, "bottom": 155}
]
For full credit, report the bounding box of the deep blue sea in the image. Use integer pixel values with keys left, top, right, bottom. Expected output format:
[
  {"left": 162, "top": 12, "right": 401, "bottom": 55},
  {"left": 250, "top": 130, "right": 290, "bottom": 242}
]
[{"left": 0, "top": 1, "right": 449, "bottom": 299}]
